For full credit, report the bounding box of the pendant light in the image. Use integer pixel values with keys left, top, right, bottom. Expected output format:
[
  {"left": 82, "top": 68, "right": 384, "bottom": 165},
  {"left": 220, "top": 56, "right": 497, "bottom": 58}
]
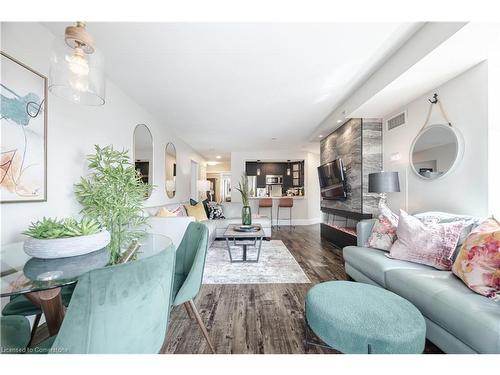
[
  {"left": 256, "top": 160, "right": 261, "bottom": 176},
  {"left": 49, "top": 22, "right": 105, "bottom": 106},
  {"left": 286, "top": 160, "right": 291, "bottom": 176}
]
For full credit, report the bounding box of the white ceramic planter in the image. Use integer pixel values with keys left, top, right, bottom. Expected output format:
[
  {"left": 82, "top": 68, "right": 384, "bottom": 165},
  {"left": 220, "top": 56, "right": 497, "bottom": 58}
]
[{"left": 23, "top": 230, "right": 111, "bottom": 259}]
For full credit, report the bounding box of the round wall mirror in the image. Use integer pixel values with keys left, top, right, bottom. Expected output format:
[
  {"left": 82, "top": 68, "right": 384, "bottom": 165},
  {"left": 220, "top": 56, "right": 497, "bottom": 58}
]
[
  {"left": 410, "top": 124, "right": 463, "bottom": 180},
  {"left": 133, "top": 124, "right": 153, "bottom": 197},
  {"left": 165, "top": 142, "right": 176, "bottom": 198}
]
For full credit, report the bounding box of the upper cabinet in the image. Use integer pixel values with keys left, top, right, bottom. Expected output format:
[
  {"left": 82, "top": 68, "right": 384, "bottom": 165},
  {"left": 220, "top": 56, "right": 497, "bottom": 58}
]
[{"left": 245, "top": 160, "right": 305, "bottom": 189}]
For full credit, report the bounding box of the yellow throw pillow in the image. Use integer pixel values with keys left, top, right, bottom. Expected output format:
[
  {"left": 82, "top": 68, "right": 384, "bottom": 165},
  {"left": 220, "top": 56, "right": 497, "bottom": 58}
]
[
  {"left": 156, "top": 207, "right": 177, "bottom": 218},
  {"left": 185, "top": 202, "right": 208, "bottom": 221}
]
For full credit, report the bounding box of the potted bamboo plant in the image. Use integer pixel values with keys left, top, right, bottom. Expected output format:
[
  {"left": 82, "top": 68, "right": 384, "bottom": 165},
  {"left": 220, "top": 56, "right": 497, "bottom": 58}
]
[
  {"left": 235, "top": 173, "right": 252, "bottom": 225},
  {"left": 74, "top": 145, "right": 152, "bottom": 264}
]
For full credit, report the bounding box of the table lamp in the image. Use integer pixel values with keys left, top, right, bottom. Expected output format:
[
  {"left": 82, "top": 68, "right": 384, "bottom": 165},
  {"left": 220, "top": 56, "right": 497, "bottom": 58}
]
[{"left": 368, "top": 171, "right": 400, "bottom": 203}]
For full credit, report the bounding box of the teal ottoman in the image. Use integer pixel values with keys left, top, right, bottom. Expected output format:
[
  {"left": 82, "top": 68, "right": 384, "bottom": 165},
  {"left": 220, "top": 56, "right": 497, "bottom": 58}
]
[{"left": 305, "top": 281, "right": 426, "bottom": 354}]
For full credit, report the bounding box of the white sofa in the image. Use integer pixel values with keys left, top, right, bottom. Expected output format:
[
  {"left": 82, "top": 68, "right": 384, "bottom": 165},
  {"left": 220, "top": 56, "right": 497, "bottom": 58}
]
[{"left": 144, "top": 202, "right": 272, "bottom": 248}]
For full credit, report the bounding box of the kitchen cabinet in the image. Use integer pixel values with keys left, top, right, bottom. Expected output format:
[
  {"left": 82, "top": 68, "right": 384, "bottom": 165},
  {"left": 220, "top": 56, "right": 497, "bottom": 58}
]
[{"left": 245, "top": 160, "right": 305, "bottom": 192}]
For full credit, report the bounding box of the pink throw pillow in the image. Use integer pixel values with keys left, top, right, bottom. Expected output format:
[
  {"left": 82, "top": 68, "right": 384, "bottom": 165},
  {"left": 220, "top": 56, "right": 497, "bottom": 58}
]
[
  {"left": 388, "top": 210, "right": 465, "bottom": 270},
  {"left": 367, "top": 201, "right": 399, "bottom": 251},
  {"left": 452, "top": 217, "right": 500, "bottom": 299}
]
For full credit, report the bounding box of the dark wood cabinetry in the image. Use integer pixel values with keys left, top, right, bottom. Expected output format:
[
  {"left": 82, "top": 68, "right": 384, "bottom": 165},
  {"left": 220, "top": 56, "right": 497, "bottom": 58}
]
[{"left": 245, "top": 160, "right": 305, "bottom": 192}]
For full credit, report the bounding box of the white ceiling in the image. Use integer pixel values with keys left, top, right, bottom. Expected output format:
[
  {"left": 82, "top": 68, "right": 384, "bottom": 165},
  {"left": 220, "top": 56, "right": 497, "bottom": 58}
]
[
  {"left": 350, "top": 23, "right": 493, "bottom": 118},
  {"left": 43, "top": 22, "right": 420, "bottom": 161}
]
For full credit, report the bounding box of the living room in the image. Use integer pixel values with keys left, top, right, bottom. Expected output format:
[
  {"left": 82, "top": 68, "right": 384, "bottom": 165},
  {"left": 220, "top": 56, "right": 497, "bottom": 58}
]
[{"left": 1, "top": 1, "right": 499, "bottom": 373}]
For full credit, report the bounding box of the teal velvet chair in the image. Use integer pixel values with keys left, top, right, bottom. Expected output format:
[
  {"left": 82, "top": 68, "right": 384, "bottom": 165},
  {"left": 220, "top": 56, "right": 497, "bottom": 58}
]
[
  {"left": 2, "top": 285, "right": 75, "bottom": 344},
  {"left": 32, "top": 245, "right": 176, "bottom": 353},
  {"left": 172, "top": 222, "right": 214, "bottom": 353},
  {"left": 1, "top": 315, "right": 31, "bottom": 353}
]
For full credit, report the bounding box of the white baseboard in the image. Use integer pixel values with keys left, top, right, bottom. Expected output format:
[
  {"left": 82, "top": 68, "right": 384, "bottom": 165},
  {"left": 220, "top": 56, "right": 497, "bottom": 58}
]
[{"left": 274, "top": 217, "right": 321, "bottom": 226}]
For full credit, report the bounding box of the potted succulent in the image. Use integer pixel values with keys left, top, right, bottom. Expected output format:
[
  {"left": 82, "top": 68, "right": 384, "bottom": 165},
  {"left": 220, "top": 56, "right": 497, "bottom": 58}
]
[
  {"left": 23, "top": 217, "right": 110, "bottom": 259},
  {"left": 74, "top": 145, "right": 152, "bottom": 264},
  {"left": 235, "top": 173, "right": 252, "bottom": 225}
]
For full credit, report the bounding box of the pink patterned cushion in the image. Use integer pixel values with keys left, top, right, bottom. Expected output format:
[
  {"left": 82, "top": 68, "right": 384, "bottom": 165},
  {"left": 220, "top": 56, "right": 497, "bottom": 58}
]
[
  {"left": 367, "top": 201, "right": 398, "bottom": 251},
  {"left": 164, "top": 204, "right": 187, "bottom": 217},
  {"left": 452, "top": 217, "right": 500, "bottom": 299},
  {"left": 388, "top": 210, "right": 465, "bottom": 270}
]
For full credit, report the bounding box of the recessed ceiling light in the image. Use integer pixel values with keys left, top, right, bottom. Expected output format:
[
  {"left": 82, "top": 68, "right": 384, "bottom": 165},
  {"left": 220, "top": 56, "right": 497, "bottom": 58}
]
[
  {"left": 207, "top": 161, "right": 218, "bottom": 166},
  {"left": 216, "top": 155, "right": 221, "bottom": 159},
  {"left": 318, "top": 135, "right": 323, "bottom": 138},
  {"left": 337, "top": 119, "right": 342, "bottom": 123}
]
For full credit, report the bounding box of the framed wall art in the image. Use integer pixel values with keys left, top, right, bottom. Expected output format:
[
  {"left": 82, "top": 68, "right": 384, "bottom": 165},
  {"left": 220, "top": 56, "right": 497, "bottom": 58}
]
[{"left": 1, "top": 51, "right": 47, "bottom": 203}]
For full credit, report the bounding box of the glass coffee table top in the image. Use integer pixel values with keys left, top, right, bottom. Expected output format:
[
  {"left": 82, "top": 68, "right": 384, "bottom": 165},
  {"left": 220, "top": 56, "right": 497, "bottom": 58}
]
[{"left": 1, "top": 233, "right": 173, "bottom": 297}]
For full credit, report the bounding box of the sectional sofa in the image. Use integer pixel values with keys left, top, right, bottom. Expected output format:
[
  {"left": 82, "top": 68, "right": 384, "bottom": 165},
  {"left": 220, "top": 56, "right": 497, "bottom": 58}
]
[
  {"left": 343, "top": 215, "right": 500, "bottom": 354},
  {"left": 144, "top": 201, "right": 272, "bottom": 247}
]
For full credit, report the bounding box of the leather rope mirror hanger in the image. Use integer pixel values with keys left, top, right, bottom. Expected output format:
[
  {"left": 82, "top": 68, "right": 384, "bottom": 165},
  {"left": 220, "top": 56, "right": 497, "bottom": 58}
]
[{"left": 421, "top": 93, "right": 452, "bottom": 130}]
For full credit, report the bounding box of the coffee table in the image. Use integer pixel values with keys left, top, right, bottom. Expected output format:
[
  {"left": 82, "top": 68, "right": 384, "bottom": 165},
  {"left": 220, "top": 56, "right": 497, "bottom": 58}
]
[{"left": 223, "top": 224, "right": 265, "bottom": 263}]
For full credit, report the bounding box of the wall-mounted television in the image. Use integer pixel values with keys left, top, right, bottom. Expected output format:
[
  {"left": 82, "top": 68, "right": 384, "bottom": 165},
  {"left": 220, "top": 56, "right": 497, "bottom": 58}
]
[{"left": 317, "top": 159, "right": 347, "bottom": 200}]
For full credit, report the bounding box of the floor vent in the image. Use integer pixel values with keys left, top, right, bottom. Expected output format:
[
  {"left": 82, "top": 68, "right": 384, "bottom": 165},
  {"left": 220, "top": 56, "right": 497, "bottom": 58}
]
[{"left": 386, "top": 111, "right": 406, "bottom": 131}]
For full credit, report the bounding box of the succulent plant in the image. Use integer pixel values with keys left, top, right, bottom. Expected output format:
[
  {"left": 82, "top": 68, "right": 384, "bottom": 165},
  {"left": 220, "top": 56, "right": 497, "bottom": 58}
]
[{"left": 23, "top": 217, "right": 102, "bottom": 239}]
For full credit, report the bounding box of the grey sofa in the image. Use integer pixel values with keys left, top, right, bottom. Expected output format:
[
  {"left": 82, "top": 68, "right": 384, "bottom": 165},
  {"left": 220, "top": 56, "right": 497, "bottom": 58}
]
[
  {"left": 343, "top": 218, "right": 500, "bottom": 354},
  {"left": 201, "top": 202, "right": 272, "bottom": 245},
  {"left": 145, "top": 202, "right": 272, "bottom": 247}
]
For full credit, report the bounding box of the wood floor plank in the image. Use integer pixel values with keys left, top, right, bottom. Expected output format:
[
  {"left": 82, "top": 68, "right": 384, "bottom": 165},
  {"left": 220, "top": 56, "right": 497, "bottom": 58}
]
[
  {"left": 162, "top": 224, "right": 441, "bottom": 354},
  {"left": 32, "top": 224, "right": 442, "bottom": 354}
]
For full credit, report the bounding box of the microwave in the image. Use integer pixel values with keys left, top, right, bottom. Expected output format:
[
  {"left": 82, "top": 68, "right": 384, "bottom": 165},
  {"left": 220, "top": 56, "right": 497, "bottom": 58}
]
[{"left": 266, "top": 175, "right": 283, "bottom": 185}]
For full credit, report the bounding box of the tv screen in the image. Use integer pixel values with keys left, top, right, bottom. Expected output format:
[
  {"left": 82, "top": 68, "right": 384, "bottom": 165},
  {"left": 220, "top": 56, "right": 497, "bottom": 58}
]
[{"left": 317, "top": 159, "right": 347, "bottom": 200}]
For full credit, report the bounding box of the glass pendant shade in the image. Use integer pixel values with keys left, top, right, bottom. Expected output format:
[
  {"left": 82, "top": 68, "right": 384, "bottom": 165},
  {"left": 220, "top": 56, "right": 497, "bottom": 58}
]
[{"left": 49, "top": 39, "right": 105, "bottom": 106}]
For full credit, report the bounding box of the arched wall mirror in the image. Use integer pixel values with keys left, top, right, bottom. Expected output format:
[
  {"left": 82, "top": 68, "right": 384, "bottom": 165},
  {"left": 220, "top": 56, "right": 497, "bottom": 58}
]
[
  {"left": 133, "top": 124, "right": 153, "bottom": 197},
  {"left": 410, "top": 124, "right": 463, "bottom": 180},
  {"left": 165, "top": 142, "right": 176, "bottom": 198}
]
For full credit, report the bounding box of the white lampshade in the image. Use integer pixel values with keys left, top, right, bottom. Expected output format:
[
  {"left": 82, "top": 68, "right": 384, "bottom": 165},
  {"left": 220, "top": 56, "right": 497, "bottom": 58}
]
[{"left": 197, "top": 180, "right": 211, "bottom": 192}]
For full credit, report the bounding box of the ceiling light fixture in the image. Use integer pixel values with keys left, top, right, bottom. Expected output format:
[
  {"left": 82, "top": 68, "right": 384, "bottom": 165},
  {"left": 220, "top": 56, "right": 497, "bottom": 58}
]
[
  {"left": 318, "top": 135, "right": 323, "bottom": 138},
  {"left": 216, "top": 155, "right": 222, "bottom": 159},
  {"left": 287, "top": 160, "right": 291, "bottom": 176},
  {"left": 337, "top": 119, "right": 342, "bottom": 123},
  {"left": 256, "top": 159, "right": 261, "bottom": 176},
  {"left": 49, "top": 22, "right": 105, "bottom": 106}
]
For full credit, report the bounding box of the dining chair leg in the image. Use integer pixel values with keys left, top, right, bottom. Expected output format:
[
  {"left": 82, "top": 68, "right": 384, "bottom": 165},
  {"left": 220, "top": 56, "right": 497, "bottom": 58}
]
[
  {"left": 189, "top": 299, "right": 215, "bottom": 354},
  {"left": 28, "top": 313, "right": 42, "bottom": 346},
  {"left": 183, "top": 302, "right": 194, "bottom": 320}
]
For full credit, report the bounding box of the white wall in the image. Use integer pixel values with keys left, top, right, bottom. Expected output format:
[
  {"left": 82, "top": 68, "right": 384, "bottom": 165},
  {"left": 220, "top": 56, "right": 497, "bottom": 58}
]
[
  {"left": 230, "top": 150, "right": 321, "bottom": 224},
  {"left": 1, "top": 22, "right": 206, "bottom": 244},
  {"left": 383, "top": 62, "right": 489, "bottom": 217}
]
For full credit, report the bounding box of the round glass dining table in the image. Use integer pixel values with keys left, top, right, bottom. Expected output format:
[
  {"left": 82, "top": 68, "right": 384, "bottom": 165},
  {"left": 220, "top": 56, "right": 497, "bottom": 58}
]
[{"left": 1, "top": 233, "right": 173, "bottom": 336}]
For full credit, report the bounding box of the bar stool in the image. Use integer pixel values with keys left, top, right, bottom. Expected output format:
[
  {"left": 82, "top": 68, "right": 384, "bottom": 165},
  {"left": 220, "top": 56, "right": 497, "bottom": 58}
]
[
  {"left": 258, "top": 198, "right": 274, "bottom": 228},
  {"left": 277, "top": 197, "right": 294, "bottom": 230}
]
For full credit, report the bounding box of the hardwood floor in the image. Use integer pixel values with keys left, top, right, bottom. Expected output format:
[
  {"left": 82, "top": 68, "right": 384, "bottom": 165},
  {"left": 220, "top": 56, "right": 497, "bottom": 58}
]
[
  {"left": 161, "top": 224, "right": 442, "bottom": 354},
  {"left": 32, "top": 224, "right": 441, "bottom": 353}
]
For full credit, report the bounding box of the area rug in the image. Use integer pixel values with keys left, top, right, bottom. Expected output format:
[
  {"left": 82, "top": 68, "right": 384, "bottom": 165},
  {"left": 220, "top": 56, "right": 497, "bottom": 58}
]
[{"left": 202, "top": 240, "right": 311, "bottom": 284}]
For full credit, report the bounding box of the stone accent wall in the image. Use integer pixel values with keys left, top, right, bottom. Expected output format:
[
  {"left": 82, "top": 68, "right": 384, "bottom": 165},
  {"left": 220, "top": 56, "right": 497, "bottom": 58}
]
[
  {"left": 320, "top": 118, "right": 382, "bottom": 214},
  {"left": 361, "top": 119, "right": 383, "bottom": 214}
]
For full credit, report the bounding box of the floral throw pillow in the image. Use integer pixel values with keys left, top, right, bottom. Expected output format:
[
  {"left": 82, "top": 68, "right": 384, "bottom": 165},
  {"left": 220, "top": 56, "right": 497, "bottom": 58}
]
[
  {"left": 388, "top": 210, "right": 465, "bottom": 270},
  {"left": 367, "top": 201, "right": 399, "bottom": 251},
  {"left": 207, "top": 202, "right": 225, "bottom": 220},
  {"left": 452, "top": 217, "right": 500, "bottom": 300}
]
